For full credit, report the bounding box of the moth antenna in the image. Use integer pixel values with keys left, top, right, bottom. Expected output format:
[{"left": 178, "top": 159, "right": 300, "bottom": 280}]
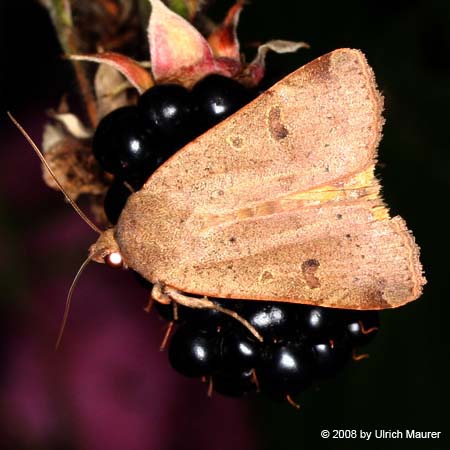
[
  {"left": 55, "top": 255, "right": 93, "bottom": 350},
  {"left": 7, "top": 112, "right": 102, "bottom": 235}
]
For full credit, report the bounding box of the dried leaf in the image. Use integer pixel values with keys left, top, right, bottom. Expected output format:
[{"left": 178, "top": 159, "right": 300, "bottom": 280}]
[
  {"left": 42, "top": 131, "right": 110, "bottom": 199},
  {"left": 42, "top": 123, "right": 67, "bottom": 153},
  {"left": 94, "top": 64, "right": 133, "bottom": 120},
  {"left": 49, "top": 112, "right": 93, "bottom": 139}
]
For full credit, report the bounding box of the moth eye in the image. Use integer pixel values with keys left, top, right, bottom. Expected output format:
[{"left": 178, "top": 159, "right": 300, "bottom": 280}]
[{"left": 104, "top": 252, "right": 123, "bottom": 268}]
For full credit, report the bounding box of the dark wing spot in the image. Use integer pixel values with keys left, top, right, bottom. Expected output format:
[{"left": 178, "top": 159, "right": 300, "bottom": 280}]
[
  {"left": 301, "top": 259, "right": 321, "bottom": 289},
  {"left": 268, "top": 106, "right": 289, "bottom": 140},
  {"left": 367, "top": 289, "right": 391, "bottom": 309},
  {"left": 231, "top": 136, "right": 243, "bottom": 148},
  {"left": 260, "top": 270, "right": 274, "bottom": 282}
]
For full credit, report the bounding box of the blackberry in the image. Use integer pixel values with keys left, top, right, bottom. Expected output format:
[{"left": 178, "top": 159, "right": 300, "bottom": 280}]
[
  {"left": 163, "top": 300, "right": 380, "bottom": 399},
  {"left": 300, "top": 305, "right": 344, "bottom": 338},
  {"left": 168, "top": 324, "right": 220, "bottom": 377},
  {"left": 258, "top": 341, "right": 314, "bottom": 398},
  {"left": 239, "top": 301, "right": 300, "bottom": 340},
  {"left": 191, "top": 74, "right": 253, "bottom": 131},
  {"left": 310, "top": 336, "right": 352, "bottom": 378},
  {"left": 92, "top": 106, "right": 159, "bottom": 180},
  {"left": 138, "top": 84, "right": 194, "bottom": 153},
  {"left": 220, "top": 329, "right": 260, "bottom": 371},
  {"left": 213, "top": 369, "right": 257, "bottom": 397}
]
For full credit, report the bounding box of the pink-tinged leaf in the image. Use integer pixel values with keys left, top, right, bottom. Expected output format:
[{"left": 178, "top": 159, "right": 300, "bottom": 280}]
[
  {"left": 240, "top": 40, "right": 310, "bottom": 87},
  {"left": 208, "top": 1, "right": 243, "bottom": 61},
  {"left": 148, "top": 0, "right": 221, "bottom": 87},
  {"left": 70, "top": 53, "right": 154, "bottom": 94},
  {"left": 215, "top": 57, "right": 242, "bottom": 78}
]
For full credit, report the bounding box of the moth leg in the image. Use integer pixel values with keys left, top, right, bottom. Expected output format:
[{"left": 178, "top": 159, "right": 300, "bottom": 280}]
[
  {"left": 151, "top": 282, "right": 172, "bottom": 304},
  {"left": 163, "top": 286, "right": 263, "bottom": 342},
  {"left": 150, "top": 283, "right": 177, "bottom": 349},
  {"left": 143, "top": 294, "right": 154, "bottom": 313},
  {"left": 159, "top": 321, "right": 175, "bottom": 351}
]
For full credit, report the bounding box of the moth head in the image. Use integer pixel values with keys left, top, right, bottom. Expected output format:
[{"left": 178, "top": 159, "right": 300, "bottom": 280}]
[{"left": 89, "top": 228, "right": 125, "bottom": 269}]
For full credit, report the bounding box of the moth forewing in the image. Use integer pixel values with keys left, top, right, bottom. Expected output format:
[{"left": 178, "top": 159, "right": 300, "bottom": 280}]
[{"left": 110, "top": 48, "right": 425, "bottom": 309}]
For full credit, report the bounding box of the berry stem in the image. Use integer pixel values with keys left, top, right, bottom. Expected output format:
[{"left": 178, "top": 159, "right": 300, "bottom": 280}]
[{"left": 43, "top": 1, "right": 98, "bottom": 126}]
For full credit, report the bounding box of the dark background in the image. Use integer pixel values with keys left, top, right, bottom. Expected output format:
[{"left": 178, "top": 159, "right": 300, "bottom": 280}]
[{"left": 0, "top": 0, "right": 448, "bottom": 449}]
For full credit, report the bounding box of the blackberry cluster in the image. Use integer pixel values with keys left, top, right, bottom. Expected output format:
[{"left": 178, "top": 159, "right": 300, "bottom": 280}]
[
  {"left": 93, "top": 75, "right": 253, "bottom": 224},
  {"left": 159, "top": 300, "right": 379, "bottom": 399},
  {"left": 92, "top": 75, "right": 380, "bottom": 400}
]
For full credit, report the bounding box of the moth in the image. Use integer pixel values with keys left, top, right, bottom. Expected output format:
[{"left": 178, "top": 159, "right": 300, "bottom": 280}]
[{"left": 13, "top": 48, "right": 426, "bottom": 342}]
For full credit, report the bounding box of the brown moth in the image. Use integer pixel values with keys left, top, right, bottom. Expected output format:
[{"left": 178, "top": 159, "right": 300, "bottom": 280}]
[{"left": 89, "top": 48, "right": 425, "bottom": 313}]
